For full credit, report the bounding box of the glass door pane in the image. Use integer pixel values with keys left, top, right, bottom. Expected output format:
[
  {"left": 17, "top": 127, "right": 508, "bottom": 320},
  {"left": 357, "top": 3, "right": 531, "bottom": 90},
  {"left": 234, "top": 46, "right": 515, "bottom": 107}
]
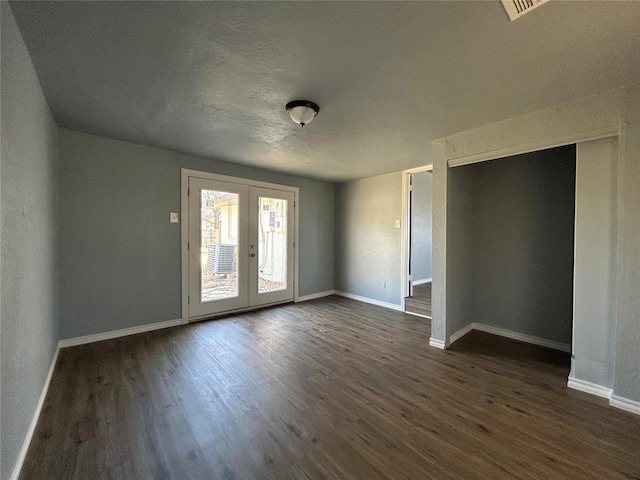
[
  {"left": 257, "top": 196, "right": 288, "bottom": 294},
  {"left": 188, "top": 178, "right": 248, "bottom": 319},
  {"left": 201, "top": 189, "right": 239, "bottom": 302},
  {"left": 249, "top": 187, "right": 295, "bottom": 306}
]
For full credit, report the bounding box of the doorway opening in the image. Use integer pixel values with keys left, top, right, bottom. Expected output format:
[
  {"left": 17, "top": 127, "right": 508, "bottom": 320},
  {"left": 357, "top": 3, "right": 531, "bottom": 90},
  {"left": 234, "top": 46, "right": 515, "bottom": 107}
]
[
  {"left": 181, "top": 169, "right": 299, "bottom": 322},
  {"left": 402, "top": 165, "right": 433, "bottom": 318},
  {"left": 446, "top": 145, "right": 576, "bottom": 361},
  {"left": 442, "top": 135, "right": 619, "bottom": 398}
]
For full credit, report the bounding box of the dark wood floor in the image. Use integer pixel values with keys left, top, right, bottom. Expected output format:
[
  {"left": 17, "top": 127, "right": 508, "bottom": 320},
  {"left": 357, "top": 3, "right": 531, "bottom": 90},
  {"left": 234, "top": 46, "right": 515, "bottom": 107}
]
[
  {"left": 21, "top": 296, "right": 640, "bottom": 479},
  {"left": 405, "top": 282, "right": 432, "bottom": 317}
]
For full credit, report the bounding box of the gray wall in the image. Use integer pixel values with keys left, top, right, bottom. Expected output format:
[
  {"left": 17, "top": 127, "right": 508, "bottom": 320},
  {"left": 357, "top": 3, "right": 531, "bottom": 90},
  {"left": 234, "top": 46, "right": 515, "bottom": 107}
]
[
  {"left": 59, "top": 129, "right": 334, "bottom": 339},
  {"left": 410, "top": 171, "right": 432, "bottom": 282},
  {"left": 573, "top": 138, "right": 618, "bottom": 388},
  {"left": 1, "top": 3, "right": 59, "bottom": 479},
  {"left": 616, "top": 83, "right": 640, "bottom": 403},
  {"left": 334, "top": 172, "right": 402, "bottom": 306},
  {"left": 445, "top": 165, "right": 478, "bottom": 336},
  {"left": 453, "top": 147, "right": 576, "bottom": 344}
]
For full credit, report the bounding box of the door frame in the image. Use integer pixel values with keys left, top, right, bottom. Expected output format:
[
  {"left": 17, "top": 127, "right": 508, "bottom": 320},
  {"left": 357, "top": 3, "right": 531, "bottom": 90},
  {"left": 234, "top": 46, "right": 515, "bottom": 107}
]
[
  {"left": 431, "top": 121, "right": 620, "bottom": 349},
  {"left": 180, "top": 168, "right": 300, "bottom": 324},
  {"left": 401, "top": 164, "right": 433, "bottom": 314}
]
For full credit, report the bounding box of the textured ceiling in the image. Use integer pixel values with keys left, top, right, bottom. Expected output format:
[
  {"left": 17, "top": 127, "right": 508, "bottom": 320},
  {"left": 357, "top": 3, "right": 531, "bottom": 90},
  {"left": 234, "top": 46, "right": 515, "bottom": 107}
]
[{"left": 9, "top": 1, "right": 640, "bottom": 182}]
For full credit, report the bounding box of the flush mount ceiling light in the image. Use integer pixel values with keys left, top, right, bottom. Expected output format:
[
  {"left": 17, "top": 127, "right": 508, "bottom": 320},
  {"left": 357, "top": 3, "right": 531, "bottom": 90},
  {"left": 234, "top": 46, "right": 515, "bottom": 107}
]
[{"left": 286, "top": 100, "right": 319, "bottom": 127}]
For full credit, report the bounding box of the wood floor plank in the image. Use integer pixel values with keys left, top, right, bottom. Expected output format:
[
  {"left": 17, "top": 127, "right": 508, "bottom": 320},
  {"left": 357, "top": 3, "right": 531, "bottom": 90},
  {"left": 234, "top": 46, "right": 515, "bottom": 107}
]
[
  {"left": 19, "top": 296, "right": 640, "bottom": 479},
  {"left": 405, "top": 283, "right": 432, "bottom": 317}
]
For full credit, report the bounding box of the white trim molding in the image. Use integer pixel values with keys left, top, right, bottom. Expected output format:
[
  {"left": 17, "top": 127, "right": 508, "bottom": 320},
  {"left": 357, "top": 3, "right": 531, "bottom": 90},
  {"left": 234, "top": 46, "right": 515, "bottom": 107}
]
[
  {"left": 401, "top": 171, "right": 409, "bottom": 310},
  {"left": 9, "top": 347, "right": 60, "bottom": 480},
  {"left": 334, "top": 291, "right": 403, "bottom": 312},
  {"left": 567, "top": 377, "right": 613, "bottom": 400},
  {"left": 610, "top": 395, "right": 640, "bottom": 415},
  {"left": 413, "top": 278, "right": 432, "bottom": 286},
  {"left": 567, "top": 378, "right": 640, "bottom": 416},
  {"left": 449, "top": 322, "right": 571, "bottom": 353},
  {"left": 58, "top": 318, "right": 182, "bottom": 348},
  {"left": 447, "top": 124, "right": 620, "bottom": 168},
  {"left": 405, "top": 165, "right": 434, "bottom": 174},
  {"left": 473, "top": 323, "right": 572, "bottom": 353},
  {"left": 295, "top": 290, "right": 336, "bottom": 302},
  {"left": 429, "top": 337, "right": 446, "bottom": 350},
  {"left": 400, "top": 165, "right": 433, "bottom": 310},
  {"left": 449, "top": 323, "right": 474, "bottom": 344}
]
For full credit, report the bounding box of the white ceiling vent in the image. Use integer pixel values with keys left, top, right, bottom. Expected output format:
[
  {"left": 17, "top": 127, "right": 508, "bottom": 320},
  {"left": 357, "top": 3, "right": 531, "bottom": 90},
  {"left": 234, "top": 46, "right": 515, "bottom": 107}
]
[{"left": 501, "top": 0, "right": 550, "bottom": 21}]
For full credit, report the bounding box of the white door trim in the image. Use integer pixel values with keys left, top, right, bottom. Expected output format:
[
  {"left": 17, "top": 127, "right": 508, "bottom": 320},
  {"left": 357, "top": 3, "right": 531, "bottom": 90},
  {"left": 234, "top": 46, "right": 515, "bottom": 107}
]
[
  {"left": 447, "top": 125, "right": 619, "bottom": 168},
  {"left": 401, "top": 165, "right": 433, "bottom": 311},
  {"left": 181, "top": 169, "right": 299, "bottom": 323}
]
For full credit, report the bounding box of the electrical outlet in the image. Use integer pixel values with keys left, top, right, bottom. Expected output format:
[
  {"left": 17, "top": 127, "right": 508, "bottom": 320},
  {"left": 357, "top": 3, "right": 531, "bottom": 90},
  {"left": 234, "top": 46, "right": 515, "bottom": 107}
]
[{"left": 394, "top": 219, "right": 401, "bottom": 228}]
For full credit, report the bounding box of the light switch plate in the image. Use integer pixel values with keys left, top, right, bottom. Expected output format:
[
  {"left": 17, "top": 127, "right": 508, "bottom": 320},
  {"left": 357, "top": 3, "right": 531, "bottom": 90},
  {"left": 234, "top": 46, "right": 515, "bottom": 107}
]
[{"left": 170, "top": 212, "right": 179, "bottom": 223}]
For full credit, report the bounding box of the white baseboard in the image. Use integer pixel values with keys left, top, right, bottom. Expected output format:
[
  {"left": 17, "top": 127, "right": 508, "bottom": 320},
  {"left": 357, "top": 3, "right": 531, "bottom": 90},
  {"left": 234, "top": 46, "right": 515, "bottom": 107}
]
[
  {"left": 58, "top": 318, "right": 182, "bottom": 348},
  {"left": 429, "top": 337, "right": 446, "bottom": 350},
  {"left": 567, "top": 379, "right": 640, "bottom": 416},
  {"left": 449, "top": 323, "right": 474, "bottom": 344},
  {"left": 610, "top": 395, "right": 640, "bottom": 415},
  {"left": 334, "top": 291, "right": 403, "bottom": 312},
  {"left": 295, "top": 290, "right": 335, "bottom": 302},
  {"left": 567, "top": 377, "right": 613, "bottom": 400},
  {"left": 448, "top": 322, "right": 571, "bottom": 353},
  {"left": 9, "top": 346, "right": 60, "bottom": 480},
  {"left": 413, "top": 278, "right": 432, "bottom": 286},
  {"left": 473, "top": 323, "right": 572, "bottom": 353}
]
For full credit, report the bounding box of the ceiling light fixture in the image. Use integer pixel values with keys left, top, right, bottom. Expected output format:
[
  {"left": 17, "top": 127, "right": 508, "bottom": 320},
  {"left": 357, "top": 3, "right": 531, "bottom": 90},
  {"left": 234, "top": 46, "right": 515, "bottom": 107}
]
[{"left": 286, "top": 100, "right": 319, "bottom": 127}]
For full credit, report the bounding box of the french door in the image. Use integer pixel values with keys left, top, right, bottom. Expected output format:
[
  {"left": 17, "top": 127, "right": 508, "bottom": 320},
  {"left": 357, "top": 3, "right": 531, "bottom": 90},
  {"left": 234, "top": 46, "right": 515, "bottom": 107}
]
[{"left": 186, "top": 174, "right": 295, "bottom": 319}]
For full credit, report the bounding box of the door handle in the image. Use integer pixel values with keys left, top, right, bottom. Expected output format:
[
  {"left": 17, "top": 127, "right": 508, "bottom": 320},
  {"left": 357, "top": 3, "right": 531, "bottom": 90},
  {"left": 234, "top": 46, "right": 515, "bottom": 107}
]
[{"left": 250, "top": 253, "right": 256, "bottom": 257}]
